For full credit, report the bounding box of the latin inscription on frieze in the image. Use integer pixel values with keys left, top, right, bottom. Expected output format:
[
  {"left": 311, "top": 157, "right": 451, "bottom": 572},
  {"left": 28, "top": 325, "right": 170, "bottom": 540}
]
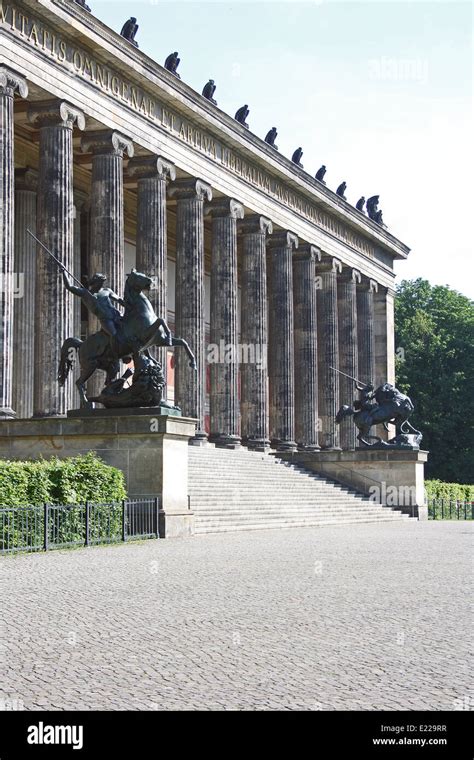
[{"left": 1, "top": 2, "right": 376, "bottom": 258}]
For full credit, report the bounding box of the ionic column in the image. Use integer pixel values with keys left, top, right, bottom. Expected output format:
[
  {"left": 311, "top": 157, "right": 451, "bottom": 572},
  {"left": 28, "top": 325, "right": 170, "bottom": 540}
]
[
  {"left": 316, "top": 256, "right": 342, "bottom": 450},
  {"left": 0, "top": 67, "right": 28, "bottom": 418},
  {"left": 205, "top": 198, "right": 244, "bottom": 448},
  {"left": 337, "top": 267, "right": 361, "bottom": 450},
  {"left": 81, "top": 130, "right": 133, "bottom": 324},
  {"left": 12, "top": 168, "right": 37, "bottom": 418},
  {"left": 168, "top": 178, "right": 212, "bottom": 442},
  {"left": 357, "top": 278, "right": 378, "bottom": 386},
  {"left": 238, "top": 215, "right": 272, "bottom": 451},
  {"left": 128, "top": 155, "right": 176, "bottom": 387},
  {"left": 293, "top": 244, "right": 321, "bottom": 450},
  {"left": 267, "top": 231, "right": 298, "bottom": 452},
  {"left": 29, "top": 100, "right": 85, "bottom": 417}
]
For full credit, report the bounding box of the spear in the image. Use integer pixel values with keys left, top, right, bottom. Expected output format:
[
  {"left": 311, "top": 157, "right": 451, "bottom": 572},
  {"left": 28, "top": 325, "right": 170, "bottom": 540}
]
[
  {"left": 329, "top": 366, "right": 370, "bottom": 386},
  {"left": 27, "top": 228, "right": 83, "bottom": 288}
]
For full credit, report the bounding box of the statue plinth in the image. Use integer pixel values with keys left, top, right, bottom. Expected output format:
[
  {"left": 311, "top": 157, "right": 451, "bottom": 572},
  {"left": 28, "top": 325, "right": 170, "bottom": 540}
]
[
  {"left": 275, "top": 448, "right": 429, "bottom": 520},
  {"left": 0, "top": 413, "right": 196, "bottom": 537},
  {"left": 67, "top": 405, "right": 181, "bottom": 418}
]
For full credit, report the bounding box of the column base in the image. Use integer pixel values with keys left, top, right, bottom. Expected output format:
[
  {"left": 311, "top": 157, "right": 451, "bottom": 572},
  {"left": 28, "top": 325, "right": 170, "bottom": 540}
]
[
  {"left": 189, "top": 429, "right": 209, "bottom": 447},
  {"left": 210, "top": 433, "right": 241, "bottom": 450},
  {"left": 0, "top": 407, "right": 16, "bottom": 419},
  {"left": 271, "top": 438, "right": 298, "bottom": 453},
  {"left": 298, "top": 444, "right": 321, "bottom": 452},
  {"left": 243, "top": 436, "right": 271, "bottom": 452}
]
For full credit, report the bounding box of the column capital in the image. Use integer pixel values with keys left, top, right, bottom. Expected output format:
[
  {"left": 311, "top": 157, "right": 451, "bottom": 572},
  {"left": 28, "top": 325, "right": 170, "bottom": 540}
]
[
  {"left": 317, "top": 256, "right": 342, "bottom": 274},
  {"left": 293, "top": 243, "right": 321, "bottom": 263},
  {"left": 15, "top": 167, "right": 38, "bottom": 191},
  {"left": 81, "top": 129, "right": 133, "bottom": 157},
  {"left": 28, "top": 100, "right": 85, "bottom": 130},
  {"left": 339, "top": 266, "right": 361, "bottom": 284},
  {"left": 127, "top": 155, "right": 176, "bottom": 182},
  {"left": 205, "top": 197, "right": 244, "bottom": 220},
  {"left": 238, "top": 214, "right": 273, "bottom": 236},
  {"left": 357, "top": 277, "right": 379, "bottom": 292},
  {"left": 0, "top": 66, "right": 28, "bottom": 99},
  {"left": 267, "top": 230, "right": 298, "bottom": 251},
  {"left": 168, "top": 177, "right": 212, "bottom": 202}
]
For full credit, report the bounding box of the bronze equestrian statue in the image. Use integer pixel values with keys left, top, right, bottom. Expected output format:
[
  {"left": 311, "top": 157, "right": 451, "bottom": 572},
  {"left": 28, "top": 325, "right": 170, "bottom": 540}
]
[
  {"left": 58, "top": 268, "right": 196, "bottom": 408},
  {"left": 335, "top": 370, "right": 422, "bottom": 448}
]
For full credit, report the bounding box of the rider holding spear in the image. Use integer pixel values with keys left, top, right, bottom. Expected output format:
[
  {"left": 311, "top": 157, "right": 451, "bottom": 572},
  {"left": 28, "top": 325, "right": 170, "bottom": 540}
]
[{"left": 28, "top": 229, "right": 125, "bottom": 351}]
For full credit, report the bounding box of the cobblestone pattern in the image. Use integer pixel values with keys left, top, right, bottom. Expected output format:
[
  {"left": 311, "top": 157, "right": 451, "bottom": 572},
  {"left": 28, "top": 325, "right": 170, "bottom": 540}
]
[{"left": 1, "top": 521, "right": 472, "bottom": 711}]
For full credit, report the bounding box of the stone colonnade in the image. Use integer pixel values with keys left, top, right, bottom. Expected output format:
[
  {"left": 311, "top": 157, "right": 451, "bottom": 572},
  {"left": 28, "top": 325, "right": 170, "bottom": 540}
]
[{"left": 0, "top": 64, "right": 390, "bottom": 451}]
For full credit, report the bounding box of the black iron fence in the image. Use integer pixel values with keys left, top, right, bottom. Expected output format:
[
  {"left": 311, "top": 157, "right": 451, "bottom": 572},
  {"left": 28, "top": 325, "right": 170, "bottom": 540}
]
[
  {"left": 428, "top": 498, "right": 474, "bottom": 521},
  {"left": 0, "top": 498, "right": 160, "bottom": 555}
]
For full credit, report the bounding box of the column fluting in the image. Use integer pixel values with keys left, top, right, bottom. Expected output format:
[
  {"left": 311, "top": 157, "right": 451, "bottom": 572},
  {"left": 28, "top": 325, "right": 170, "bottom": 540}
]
[
  {"left": 0, "top": 67, "right": 28, "bottom": 417},
  {"left": 337, "top": 267, "right": 361, "bottom": 450},
  {"left": 29, "top": 100, "right": 85, "bottom": 417},
  {"left": 316, "top": 256, "right": 342, "bottom": 450},
  {"left": 168, "top": 178, "right": 212, "bottom": 442},
  {"left": 267, "top": 231, "right": 298, "bottom": 452},
  {"left": 293, "top": 244, "right": 321, "bottom": 450},
  {"left": 13, "top": 167, "right": 37, "bottom": 418},
  {"left": 206, "top": 197, "right": 244, "bottom": 448},
  {"left": 238, "top": 215, "right": 272, "bottom": 450},
  {"left": 128, "top": 155, "right": 176, "bottom": 388},
  {"left": 357, "top": 278, "right": 378, "bottom": 386}
]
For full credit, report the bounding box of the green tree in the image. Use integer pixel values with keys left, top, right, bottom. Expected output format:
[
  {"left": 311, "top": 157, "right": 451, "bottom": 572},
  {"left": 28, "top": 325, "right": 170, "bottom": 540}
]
[{"left": 395, "top": 278, "right": 474, "bottom": 483}]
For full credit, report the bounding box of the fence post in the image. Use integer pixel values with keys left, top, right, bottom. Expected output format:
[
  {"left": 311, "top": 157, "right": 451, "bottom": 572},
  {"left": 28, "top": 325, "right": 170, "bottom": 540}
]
[
  {"left": 154, "top": 497, "right": 160, "bottom": 539},
  {"left": 122, "top": 500, "right": 127, "bottom": 542},
  {"left": 43, "top": 503, "right": 49, "bottom": 551},
  {"left": 85, "top": 502, "right": 90, "bottom": 547}
]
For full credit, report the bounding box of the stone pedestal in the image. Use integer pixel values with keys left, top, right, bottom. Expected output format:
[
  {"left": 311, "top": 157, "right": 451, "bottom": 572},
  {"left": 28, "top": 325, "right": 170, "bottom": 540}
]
[
  {"left": 267, "top": 231, "right": 298, "bottom": 452},
  {"left": 206, "top": 198, "right": 244, "bottom": 448},
  {"left": 169, "top": 178, "right": 212, "bottom": 444},
  {"left": 293, "top": 244, "right": 321, "bottom": 450},
  {"left": 238, "top": 215, "right": 272, "bottom": 451},
  {"left": 29, "top": 100, "right": 85, "bottom": 417},
  {"left": 0, "top": 67, "right": 28, "bottom": 418},
  {"left": 0, "top": 413, "right": 197, "bottom": 537},
  {"left": 277, "top": 448, "right": 429, "bottom": 519},
  {"left": 337, "top": 267, "right": 360, "bottom": 450}
]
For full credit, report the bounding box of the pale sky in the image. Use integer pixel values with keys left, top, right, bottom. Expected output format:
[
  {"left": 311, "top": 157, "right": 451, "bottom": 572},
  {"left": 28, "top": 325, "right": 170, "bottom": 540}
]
[{"left": 94, "top": 0, "right": 473, "bottom": 298}]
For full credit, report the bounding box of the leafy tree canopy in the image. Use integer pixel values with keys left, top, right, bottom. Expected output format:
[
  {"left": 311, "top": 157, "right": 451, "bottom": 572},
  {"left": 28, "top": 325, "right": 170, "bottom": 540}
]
[{"left": 395, "top": 278, "right": 474, "bottom": 483}]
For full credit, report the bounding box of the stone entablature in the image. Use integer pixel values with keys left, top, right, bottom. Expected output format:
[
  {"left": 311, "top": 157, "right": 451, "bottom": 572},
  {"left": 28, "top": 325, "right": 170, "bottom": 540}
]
[{"left": 1, "top": 0, "right": 409, "bottom": 278}]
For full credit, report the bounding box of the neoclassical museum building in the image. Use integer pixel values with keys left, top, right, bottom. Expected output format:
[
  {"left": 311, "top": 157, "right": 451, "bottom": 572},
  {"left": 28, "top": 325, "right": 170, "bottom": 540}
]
[{"left": 0, "top": 0, "right": 410, "bottom": 459}]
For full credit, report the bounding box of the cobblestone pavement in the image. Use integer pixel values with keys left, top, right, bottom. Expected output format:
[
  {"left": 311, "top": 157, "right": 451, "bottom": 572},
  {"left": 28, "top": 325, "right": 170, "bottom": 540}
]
[{"left": 1, "top": 521, "right": 472, "bottom": 711}]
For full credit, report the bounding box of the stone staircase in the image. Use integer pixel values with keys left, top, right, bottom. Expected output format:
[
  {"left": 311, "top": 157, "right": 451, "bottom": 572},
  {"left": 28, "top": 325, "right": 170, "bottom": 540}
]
[{"left": 188, "top": 445, "right": 410, "bottom": 534}]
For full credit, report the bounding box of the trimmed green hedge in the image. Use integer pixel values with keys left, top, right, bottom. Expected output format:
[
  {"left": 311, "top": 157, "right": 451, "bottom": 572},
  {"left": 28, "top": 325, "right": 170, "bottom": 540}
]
[
  {"left": 425, "top": 479, "right": 474, "bottom": 502},
  {"left": 0, "top": 452, "right": 127, "bottom": 506}
]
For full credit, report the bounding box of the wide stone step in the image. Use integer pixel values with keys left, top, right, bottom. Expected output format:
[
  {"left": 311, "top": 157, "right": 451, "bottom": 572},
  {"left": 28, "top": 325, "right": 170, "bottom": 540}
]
[
  {"left": 195, "top": 509, "right": 406, "bottom": 519},
  {"left": 188, "top": 446, "right": 402, "bottom": 534},
  {"left": 190, "top": 492, "right": 372, "bottom": 502},
  {"left": 195, "top": 516, "right": 408, "bottom": 534}
]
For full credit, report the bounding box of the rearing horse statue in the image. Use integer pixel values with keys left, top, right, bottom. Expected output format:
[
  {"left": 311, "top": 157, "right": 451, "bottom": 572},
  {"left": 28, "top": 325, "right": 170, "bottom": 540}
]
[
  {"left": 336, "top": 382, "right": 422, "bottom": 447},
  {"left": 58, "top": 269, "right": 196, "bottom": 407}
]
